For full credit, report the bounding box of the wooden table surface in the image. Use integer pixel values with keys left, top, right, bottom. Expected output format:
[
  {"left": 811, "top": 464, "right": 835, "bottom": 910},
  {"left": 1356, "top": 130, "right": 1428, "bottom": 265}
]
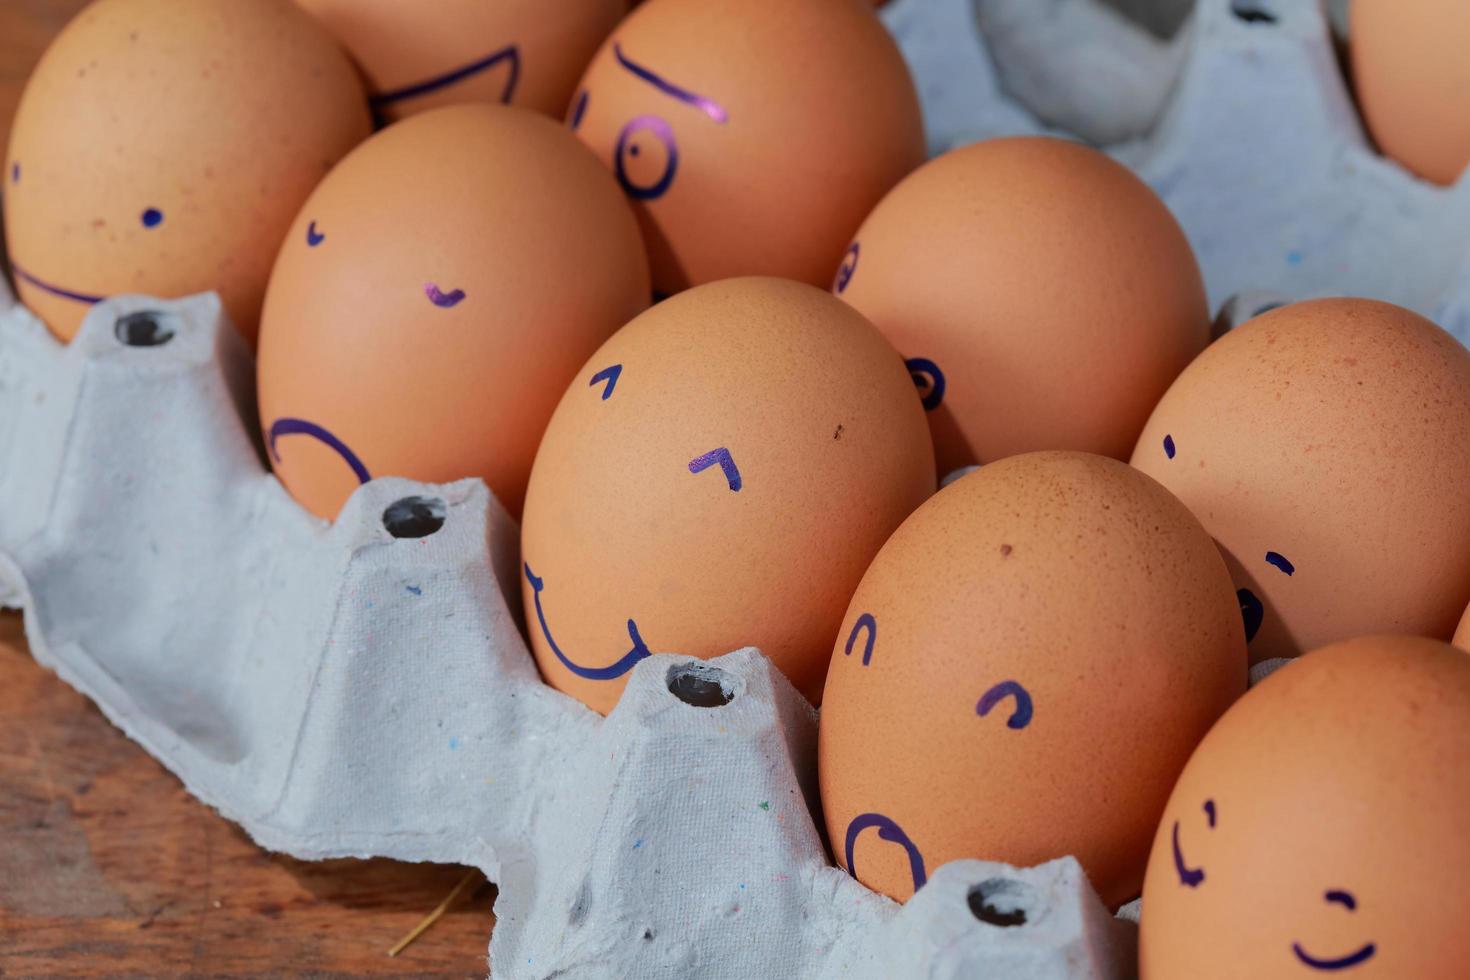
[{"left": 1, "top": 4, "right": 496, "bottom": 976}]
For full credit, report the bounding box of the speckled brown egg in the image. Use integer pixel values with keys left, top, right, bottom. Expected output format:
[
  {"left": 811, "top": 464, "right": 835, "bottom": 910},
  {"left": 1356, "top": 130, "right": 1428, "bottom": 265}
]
[
  {"left": 1351, "top": 0, "right": 1470, "bottom": 187},
  {"left": 520, "top": 277, "right": 936, "bottom": 714},
  {"left": 257, "top": 104, "right": 649, "bottom": 521},
  {"left": 1141, "top": 634, "right": 1470, "bottom": 979},
  {"left": 1132, "top": 299, "right": 1470, "bottom": 664},
  {"left": 567, "top": 0, "right": 925, "bottom": 297},
  {"left": 819, "top": 451, "right": 1246, "bottom": 907},
  {"left": 295, "top": 0, "right": 626, "bottom": 122},
  {"left": 835, "top": 136, "right": 1210, "bottom": 477},
  {"left": 3, "top": 0, "right": 371, "bottom": 344}
]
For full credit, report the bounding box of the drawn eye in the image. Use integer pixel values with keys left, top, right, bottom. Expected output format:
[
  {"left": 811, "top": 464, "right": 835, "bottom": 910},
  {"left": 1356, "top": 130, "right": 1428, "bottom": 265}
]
[
  {"left": 1237, "top": 588, "right": 1263, "bottom": 642},
  {"left": 141, "top": 207, "right": 164, "bottom": 228},
  {"left": 569, "top": 89, "right": 589, "bottom": 131},
  {"left": 615, "top": 115, "right": 678, "bottom": 201},
  {"left": 833, "top": 242, "right": 859, "bottom": 294}
]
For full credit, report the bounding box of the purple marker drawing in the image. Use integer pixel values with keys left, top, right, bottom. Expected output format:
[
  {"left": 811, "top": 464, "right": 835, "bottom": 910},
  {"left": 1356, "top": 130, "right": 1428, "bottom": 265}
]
[
  {"left": 1324, "top": 890, "right": 1356, "bottom": 911},
  {"left": 1204, "top": 798, "right": 1217, "bottom": 828},
  {"left": 1292, "top": 942, "right": 1376, "bottom": 971},
  {"left": 425, "top": 283, "right": 466, "bottom": 308},
  {"left": 845, "top": 613, "right": 876, "bottom": 666},
  {"left": 524, "top": 563, "right": 651, "bottom": 681},
  {"left": 9, "top": 162, "right": 17, "bottom": 184},
  {"left": 370, "top": 44, "right": 520, "bottom": 109},
  {"left": 845, "top": 813, "right": 927, "bottom": 893},
  {"left": 1238, "top": 588, "right": 1263, "bottom": 642},
  {"left": 616, "top": 115, "right": 678, "bottom": 201},
  {"left": 267, "top": 417, "right": 371, "bottom": 485},
  {"left": 9, "top": 260, "right": 105, "bottom": 305},
  {"left": 613, "top": 43, "right": 728, "bottom": 123},
  {"left": 1171, "top": 821, "right": 1205, "bottom": 888},
  {"left": 833, "top": 242, "right": 860, "bottom": 295},
  {"left": 569, "top": 89, "right": 589, "bottom": 131},
  {"left": 905, "top": 357, "right": 946, "bottom": 412},
  {"left": 1265, "top": 551, "right": 1295, "bottom": 576},
  {"left": 976, "top": 680, "right": 1033, "bottom": 729},
  {"left": 590, "top": 364, "right": 622, "bottom": 400},
  {"left": 1164, "top": 434, "right": 1176, "bottom": 459},
  {"left": 689, "top": 447, "right": 741, "bottom": 492},
  {"left": 306, "top": 221, "right": 325, "bottom": 247},
  {"left": 141, "top": 207, "right": 163, "bottom": 228}
]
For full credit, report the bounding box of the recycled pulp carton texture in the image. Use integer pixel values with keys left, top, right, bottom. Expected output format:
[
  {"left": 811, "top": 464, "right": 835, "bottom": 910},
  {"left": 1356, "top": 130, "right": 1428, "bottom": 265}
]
[
  {"left": 5, "top": 0, "right": 1466, "bottom": 975},
  {"left": 0, "top": 288, "right": 1137, "bottom": 978}
]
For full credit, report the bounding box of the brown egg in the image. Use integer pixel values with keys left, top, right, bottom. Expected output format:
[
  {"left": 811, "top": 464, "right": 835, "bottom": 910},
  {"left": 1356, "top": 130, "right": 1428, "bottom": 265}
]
[
  {"left": 567, "top": 0, "right": 925, "bottom": 297},
  {"left": 1456, "top": 602, "right": 1470, "bottom": 652},
  {"left": 295, "top": 0, "right": 626, "bottom": 122},
  {"left": 3, "top": 0, "right": 370, "bottom": 345},
  {"left": 257, "top": 104, "right": 648, "bottom": 521},
  {"left": 836, "top": 136, "right": 1210, "bottom": 476},
  {"left": 1351, "top": 0, "right": 1470, "bottom": 186},
  {"left": 520, "top": 277, "right": 935, "bottom": 714},
  {"left": 1132, "top": 299, "right": 1470, "bottom": 664},
  {"left": 1140, "top": 635, "right": 1470, "bottom": 979},
  {"left": 819, "top": 452, "right": 1246, "bottom": 907}
]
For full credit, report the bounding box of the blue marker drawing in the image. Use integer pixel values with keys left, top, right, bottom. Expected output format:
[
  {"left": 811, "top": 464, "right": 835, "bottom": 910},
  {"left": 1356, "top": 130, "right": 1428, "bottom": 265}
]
[
  {"left": 1171, "top": 820, "right": 1205, "bottom": 888},
  {"left": 590, "top": 364, "right": 622, "bottom": 400},
  {"left": 1292, "top": 942, "right": 1375, "bottom": 972},
  {"left": 370, "top": 44, "right": 520, "bottom": 110},
  {"left": 569, "top": 89, "right": 589, "bottom": 130},
  {"left": 267, "top": 418, "right": 372, "bottom": 485},
  {"left": 1238, "top": 588, "right": 1263, "bottom": 643},
  {"left": 616, "top": 115, "right": 678, "bottom": 201},
  {"left": 425, "top": 283, "right": 466, "bottom": 308},
  {"left": 1204, "top": 798, "right": 1217, "bottom": 828},
  {"left": 613, "top": 43, "right": 728, "bottom": 123},
  {"left": 9, "top": 162, "right": 17, "bottom": 184},
  {"left": 1325, "top": 890, "right": 1356, "bottom": 911},
  {"left": 141, "top": 207, "right": 163, "bottom": 228},
  {"left": 689, "top": 447, "right": 741, "bottom": 492},
  {"left": 9, "top": 260, "right": 104, "bottom": 305},
  {"left": 976, "top": 680, "right": 1033, "bottom": 729},
  {"left": 845, "top": 613, "right": 876, "bottom": 667},
  {"left": 524, "top": 562, "right": 651, "bottom": 681},
  {"left": 905, "top": 357, "right": 946, "bottom": 412},
  {"left": 845, "top": 813, "right": 926, "bottom": 894},
  {"left": 1164, "top": 434, "right": 1176, "bottom": 459},
  {"left": 833, "top": 242, "right": 859, "bottom": 294},
  {"left": 1265, "top": 551, "right": 1295, "bottom": 576},
  {"left": 306, "top": 221, "right": 325, "bottom": 247}
]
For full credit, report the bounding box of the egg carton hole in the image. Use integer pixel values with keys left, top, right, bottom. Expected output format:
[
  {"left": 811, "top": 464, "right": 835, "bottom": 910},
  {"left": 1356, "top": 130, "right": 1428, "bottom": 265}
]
[
  {"left": 969, "top": 877, "right": 1043, "bottom": 928},
  {"left": 382, "top": 495, "right": 447, "bottom": 539},
  {"left": 114, "top": 309, "right": 177, "bottom": 348},
  {"left": 1229, "top": 0, "right": 1277, "bottom": 25},
  {"left": 666, "top": 660, "right": 737, "bottom": 707}
]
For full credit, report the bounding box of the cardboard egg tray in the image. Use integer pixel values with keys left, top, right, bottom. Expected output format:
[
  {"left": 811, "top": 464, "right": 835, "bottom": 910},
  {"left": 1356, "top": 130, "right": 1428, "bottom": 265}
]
[{"left": 0, "top": 0, "right": 1464, "bottom": 976}]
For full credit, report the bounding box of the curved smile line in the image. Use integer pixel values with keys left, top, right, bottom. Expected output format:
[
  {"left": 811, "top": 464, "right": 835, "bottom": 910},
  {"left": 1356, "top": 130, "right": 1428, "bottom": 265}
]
[
  {"left": 370, "top": 44, "right": 521, "bottom": 107},
  {"left": 524, "top": 562, "right": 651, "bottom": 681},
  {"left": 10, "top": 259, "right": 105, "bottom": 304},
  {"left": 1172, "top": 821, "right": 1205, "bottom": 888},
  {"left": 1292, "top": 942, "right": 1376, "bottom": 971}
]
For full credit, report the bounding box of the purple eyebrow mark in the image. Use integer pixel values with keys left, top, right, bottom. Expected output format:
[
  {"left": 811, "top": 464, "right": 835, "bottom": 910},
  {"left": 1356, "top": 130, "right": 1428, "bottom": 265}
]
[
  {"left": 9, "top": 259, "right": 105, "bottom": 305},
  {"left": 976, "top": 680, "right": 1033, "bottom": 729},
  {"left": 1164, "top": 434, "right": 1176, "bottom": 459},
  {"left": 845, "top": 613, "right": 876, "bottom": 666},
  {"left": 1265, "top": 551, "right": 1295, "bottom": 576},
  {"left": 1172, "top": 821, "right": 1205, "bottom": 888},
  {"left": 689, "top": 447, "right": 741, "bottom": 492},
  {"left": 306, "top": 221, "right": 325, "bottom": 247},
  {"left": 569, "top": 89, "right": 589, "bottom": 130},
  {"left": 425, "top": 283, "right": 466, "bottom": 308},
  {"left": 590, "top": 364, "right": 622, "bottom": 400},
  {"left": 613, "top": 43, "right": 728, "bottom": 123},
  {"left": 1325, "top": 890, "right": 1356, "bottom": 911},
  {"left": 1204, "top": 799, "right": 1216, "bottom": 828},
  {"left": 267, "top": 417, "right": 371, "bottom": 485},
  {"left": 370, "top": 44, "right": 520, "bottom": 109}
]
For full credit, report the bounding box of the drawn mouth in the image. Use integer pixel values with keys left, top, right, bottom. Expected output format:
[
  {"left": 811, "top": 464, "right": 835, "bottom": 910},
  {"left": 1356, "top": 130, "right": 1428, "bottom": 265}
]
[
  {"left": 1291, "top": 942, "right": 1376, "bottom": 971},
  {"left": 10, "top": 259, "right": 105, "bottom": 305},
  {"left": 524, "top": 562, "right": 651, "bottom": 681},
  {"left": 1172, "top": 820, "right": 1205, "bottom": 888}
]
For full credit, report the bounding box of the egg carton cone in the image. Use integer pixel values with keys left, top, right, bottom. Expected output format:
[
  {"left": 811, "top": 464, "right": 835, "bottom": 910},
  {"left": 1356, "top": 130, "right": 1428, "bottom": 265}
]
[
  {"left": 883, "top": 0, "right": 1470, "bottom": 340},
  {"left": 0, "top": 282, "right": 1137, "bottom": 977}
]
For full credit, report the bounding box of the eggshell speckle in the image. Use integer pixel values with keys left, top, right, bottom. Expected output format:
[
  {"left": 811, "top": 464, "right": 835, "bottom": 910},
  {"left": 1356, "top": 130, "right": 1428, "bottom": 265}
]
[
  {"left": 568, "top": 0, "right": 925, "bottom": 296},
  {"left": 1140, "top": 634, "right": 1470, "bottom": 979},
  {"left": 257, "top": 104, "right": 649, "bottom": 521},
  {"left": 3, "top": 0, "right": 371, "bottom": 344},
  {"left": 1351, "top": 0, "right": 1470, "bottom": 186},
  {"left": 295, "top": 0, "right": 626, "bottom": 121},
  {"left": 1132, "top": 298, "right": 1470, "bottom": 663},
  {"left": 819, "top": 451, "right": 1246, "bottom": 907},
  {"left": 836, "top": 136, "right": 1209, "bottom": 476},
  {"left": 520, "top": 277, "right": 936, "bottom": 714}
]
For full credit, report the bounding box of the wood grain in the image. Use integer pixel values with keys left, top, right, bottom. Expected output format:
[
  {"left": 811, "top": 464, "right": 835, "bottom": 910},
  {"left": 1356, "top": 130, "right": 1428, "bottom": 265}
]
[{"left": 0, "top": 612, "right": 497, "bottom": 978}]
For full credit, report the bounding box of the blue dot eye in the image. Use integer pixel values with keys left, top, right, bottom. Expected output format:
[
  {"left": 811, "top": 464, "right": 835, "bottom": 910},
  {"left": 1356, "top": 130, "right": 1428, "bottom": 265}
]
[
  {"left": 141, "top": 207, "right": 164, "bottom": 228},
  {"left": 1163, "top": 434, "right": 1176, "bottom": 459}
]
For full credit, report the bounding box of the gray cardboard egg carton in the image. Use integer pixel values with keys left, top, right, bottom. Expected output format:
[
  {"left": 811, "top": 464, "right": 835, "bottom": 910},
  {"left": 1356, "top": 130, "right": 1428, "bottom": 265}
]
[
  {"left": 887, "top": 0, "right": 1470, "bottom": 339},
  {"left": 0, "top": 284, "right": 1137, "bottom": 977}
]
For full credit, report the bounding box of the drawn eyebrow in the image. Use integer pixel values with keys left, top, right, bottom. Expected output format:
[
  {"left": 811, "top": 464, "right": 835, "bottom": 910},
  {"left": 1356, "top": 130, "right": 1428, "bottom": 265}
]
[{"left": 613, "top": 42, "right": 728, "bottom": 123}]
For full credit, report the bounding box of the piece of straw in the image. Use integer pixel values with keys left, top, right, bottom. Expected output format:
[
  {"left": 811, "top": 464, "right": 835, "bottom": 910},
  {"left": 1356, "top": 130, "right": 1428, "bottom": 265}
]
[{"left": 387, "top": 867, "right": 484, "bottom": 957}]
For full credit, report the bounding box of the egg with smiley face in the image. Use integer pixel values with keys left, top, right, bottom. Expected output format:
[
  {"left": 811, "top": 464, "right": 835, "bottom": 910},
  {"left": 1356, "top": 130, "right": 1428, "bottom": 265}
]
[
  {"left": 819, "top": 452, "right": 1246, "bottom": 907},
  {"left": 294, "top": 0, "right": 627, "bottom": 123},
  {"left": 566, "top": 0, "right": 925, "bottom": 297},
  {"left": 1141, "top": 634, "right": 1470, "bottom": 979},
  {"left": 520, "top": 277, "right": 936, "bottom": 714},
  {"left": 4, "top": 0, "right": 371, "bottom": 345},
  {"left": 1132, "top": 299, "right": 1470, "bottom": 663},
  {"left": 257, "top": 104, "right": 649, "bottom": 521}
]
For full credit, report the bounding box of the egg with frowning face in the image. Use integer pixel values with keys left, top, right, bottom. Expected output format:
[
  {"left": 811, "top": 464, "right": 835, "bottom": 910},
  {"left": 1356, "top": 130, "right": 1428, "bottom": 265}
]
[{"left": 4, "top": 0, "right": 371, "bottom": 345}]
